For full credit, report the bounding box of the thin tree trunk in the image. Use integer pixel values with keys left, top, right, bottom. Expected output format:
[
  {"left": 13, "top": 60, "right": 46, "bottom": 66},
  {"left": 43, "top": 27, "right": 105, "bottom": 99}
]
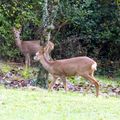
[
  {"left": 36, "top": 0, "right": 59, "bottom": 88},
  {"left": 36, "top": 64, "right": 48, "bottom": 89}
]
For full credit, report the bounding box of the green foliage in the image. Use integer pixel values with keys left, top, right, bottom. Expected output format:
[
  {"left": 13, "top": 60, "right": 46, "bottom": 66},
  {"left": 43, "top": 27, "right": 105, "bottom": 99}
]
[
  {"left": 53, "top": 0, "right": 119, "bottom": 76},
  {"left": 57, "top": 0, "right": 119, "bottom": 42},
  {"left": 0, "top": 0, "right": 119, "bottom": 77},
  {"left": 21, "top": 66, "right": 38, "bottom": 79},
  {"left": 1, "top": 64, "right": 11, "bottom": 73},
  {"left": 0, "top": 0, "right": 43, "bottom": 59},
  {"left": 0, "top": 5, "right": 19, "bottom": 58},
  {"left": 68, "top": 76, "right": 85, "bottom": 85},
  {"left": 21, "top": 66, "right": 31, "bottom": 79},
  {"left": 0, "top": 26, "right": 19, "bottom": 59},
  {"left": 0, "top": 0, "right": 42, "bottom": 26}
]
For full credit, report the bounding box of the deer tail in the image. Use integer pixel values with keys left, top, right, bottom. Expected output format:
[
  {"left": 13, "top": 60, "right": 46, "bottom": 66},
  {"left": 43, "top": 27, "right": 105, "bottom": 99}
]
[{"left": 91, "top": 62, "right": 97, "bottom": 71}]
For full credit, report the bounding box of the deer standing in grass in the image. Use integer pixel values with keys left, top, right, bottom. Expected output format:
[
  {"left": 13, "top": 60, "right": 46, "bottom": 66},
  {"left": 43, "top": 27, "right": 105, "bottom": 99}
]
[
  {"left": 34, "top": 42, "right": 100, "bottom": 97},
  {"left": 12, "top": 27, "right": 42, "bottom": 66}
]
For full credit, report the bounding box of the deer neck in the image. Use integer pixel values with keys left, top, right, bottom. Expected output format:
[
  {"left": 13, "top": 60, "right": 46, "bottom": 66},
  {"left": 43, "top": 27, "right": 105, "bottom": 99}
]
[
  {"left": 40, "top": 54, "right": 53, "bottom": 73},
  {"left": 44, "top": 52, "right": 52, "bottom": 61},
  {"left": 14, "top": 33, "right": 22, "bottom": 48}
]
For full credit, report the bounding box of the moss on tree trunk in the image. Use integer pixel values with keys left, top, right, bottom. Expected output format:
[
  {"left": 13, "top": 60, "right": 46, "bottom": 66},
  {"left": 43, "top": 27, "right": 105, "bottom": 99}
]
[{"left": 36, "top": 64, "right": 48, "bottom": 89}]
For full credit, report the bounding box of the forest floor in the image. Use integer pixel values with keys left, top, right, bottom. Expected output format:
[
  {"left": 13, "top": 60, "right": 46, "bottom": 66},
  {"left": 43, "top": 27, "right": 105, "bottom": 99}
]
[{"left": 0, "top": 61, "right": 120, "bottom": 97}]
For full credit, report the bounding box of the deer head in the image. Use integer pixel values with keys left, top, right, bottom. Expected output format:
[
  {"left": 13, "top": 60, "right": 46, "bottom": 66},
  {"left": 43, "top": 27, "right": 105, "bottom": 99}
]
[
  {"left": 12, "top": 27, "right": 22, "bottom": 37},
  {"left": 34, "top": 47, "right": 44, "bottom": 61},
  {"left": 34, "top": 41, "right": 54, "bottom": 61}
]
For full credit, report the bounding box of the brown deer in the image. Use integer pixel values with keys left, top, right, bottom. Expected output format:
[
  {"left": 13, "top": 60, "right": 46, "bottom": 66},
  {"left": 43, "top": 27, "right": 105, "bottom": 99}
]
[
  {"left": 34, "top": 43, "right": 100, "bottom": 97},
  {"left": 13, "top": 27, "right": 54, "bottom": 66},
  {"left": 13, "top": 27, "right": 42, "bottom": 66}
]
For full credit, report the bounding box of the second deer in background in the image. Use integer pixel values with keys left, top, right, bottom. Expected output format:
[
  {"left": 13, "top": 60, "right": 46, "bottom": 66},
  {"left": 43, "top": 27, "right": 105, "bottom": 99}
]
[
  {"left": 12, "top": 27, "right": 42, "bottom": 66},
  {"left": 13, "top": 27, "right": 54, "bottom": 66}
]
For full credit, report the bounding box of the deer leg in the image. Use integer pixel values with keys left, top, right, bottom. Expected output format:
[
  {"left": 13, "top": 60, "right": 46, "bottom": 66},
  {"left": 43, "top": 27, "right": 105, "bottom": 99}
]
[
  {"left": 48, "top": 75, "right": 57, "bottom": 91},
  {"left": 25, "top": 54, "right": 30, "bottom": 67},
  {"left": 25, "top": 54, "right": 28, "bottom": 67},
  {"left": 61, "top": 76, "right": 68, "bottom": 92},
  {"left": 84, "top": 72, "right": 95, "bottom": 95},
  {"left": 28, "top": 55, "right": 31, "bottom": 66},
  {"left": 82, "top": 74, "right": 99, "bottom": 97}
]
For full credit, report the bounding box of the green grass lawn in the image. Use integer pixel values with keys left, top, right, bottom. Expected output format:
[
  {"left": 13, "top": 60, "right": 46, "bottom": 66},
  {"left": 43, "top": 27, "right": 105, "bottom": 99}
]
[{"left": 0, "top": 86, "right": 120, "bottom": 120}]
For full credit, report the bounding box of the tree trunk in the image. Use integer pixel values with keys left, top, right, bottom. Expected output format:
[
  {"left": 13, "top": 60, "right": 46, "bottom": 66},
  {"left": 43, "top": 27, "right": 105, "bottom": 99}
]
[
  {"left": 36, "top": 0, "right": 59, "bottom": 88},
  {"left": 36, "top": 29, "right": 49, "bottom": 89},
  {"left": 36, "top": 64, "right": 48, "bottom": 89}
]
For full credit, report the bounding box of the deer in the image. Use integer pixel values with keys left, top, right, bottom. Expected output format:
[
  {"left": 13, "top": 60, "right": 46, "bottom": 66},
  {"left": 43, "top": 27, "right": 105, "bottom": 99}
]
[
  {"left": 12, "top": 27, "right": 54, "bottom": 66},
  {"left": 34, "top": 42, "right": 100, "bottom": 97}
]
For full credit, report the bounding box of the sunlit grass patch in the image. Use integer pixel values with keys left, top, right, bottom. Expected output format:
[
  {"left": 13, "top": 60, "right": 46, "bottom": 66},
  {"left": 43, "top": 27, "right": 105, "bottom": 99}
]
[{"left": 0, "top": 87, "right": 120, "bottom": 120}]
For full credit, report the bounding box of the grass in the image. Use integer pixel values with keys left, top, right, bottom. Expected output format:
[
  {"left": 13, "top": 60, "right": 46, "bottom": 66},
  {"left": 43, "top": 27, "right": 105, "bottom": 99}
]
[
  {"left": 97, "top": 76, "right": 120, "bottom": 85},
  {"left": 0, "top": 61, "right": 120, "bottom": 120},
  {"left": 0, "top": 86, "right": 120, "bottom": 120}
]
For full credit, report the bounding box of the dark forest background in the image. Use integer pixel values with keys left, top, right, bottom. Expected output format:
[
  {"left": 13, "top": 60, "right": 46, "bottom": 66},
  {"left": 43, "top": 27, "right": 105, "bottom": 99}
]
[{"left": 0, "top": 0, "right": 120, "bottom": 77}]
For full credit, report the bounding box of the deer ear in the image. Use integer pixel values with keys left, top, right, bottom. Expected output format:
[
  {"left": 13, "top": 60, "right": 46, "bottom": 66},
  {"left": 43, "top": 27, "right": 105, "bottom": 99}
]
[
  {"left": 50, "top": 41, "right": 54, "bottom": 50},
  {"left": 44, "top": 41, "right": 50, "bottom": 52},
  {"left": 12, "top": 27, "right": 22, "bottom": 33},
  {"left": 18, "top": 28, "right": 22, "bottom": 32},
  {"left": 44, "top": 46, "right": 48, "bottom": 52}
]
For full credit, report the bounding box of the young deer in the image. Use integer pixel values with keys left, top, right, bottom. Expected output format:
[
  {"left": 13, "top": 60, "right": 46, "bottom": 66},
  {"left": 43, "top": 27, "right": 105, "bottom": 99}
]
[
  {"left": 12, "top": 27, "right": 41, "bottom": 66},
  {"left": 34, "top": 43, "right": 100, "bottom": 97}
]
